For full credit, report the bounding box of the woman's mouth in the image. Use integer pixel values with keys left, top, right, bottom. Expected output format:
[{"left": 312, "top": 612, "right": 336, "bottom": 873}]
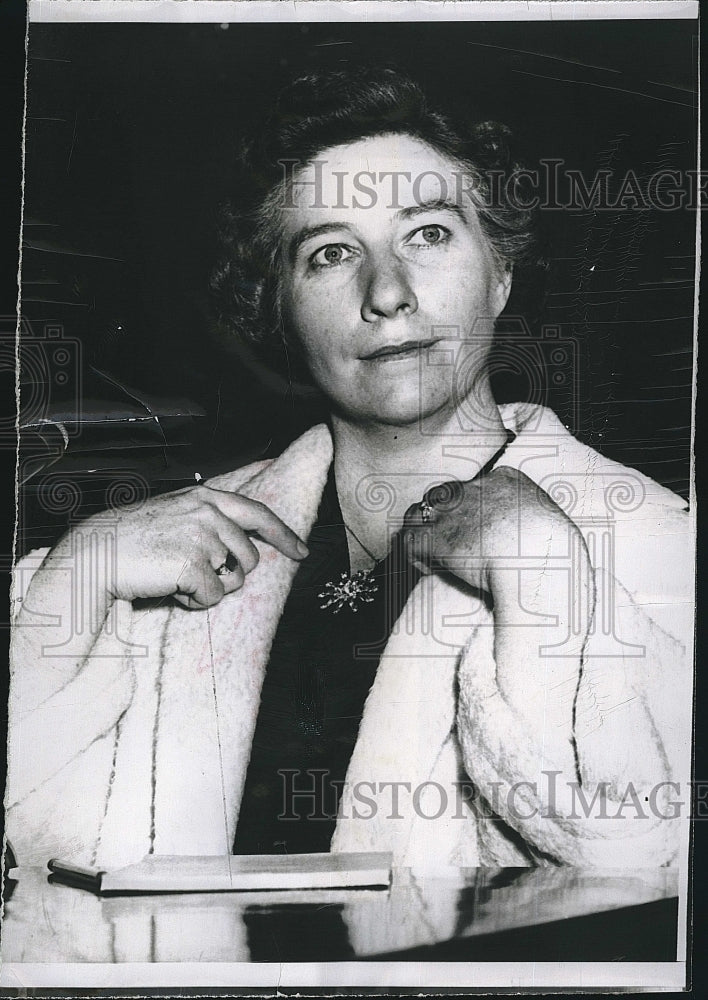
[{"left": 360, "top": 339, "right": 442, "bottom": 362}]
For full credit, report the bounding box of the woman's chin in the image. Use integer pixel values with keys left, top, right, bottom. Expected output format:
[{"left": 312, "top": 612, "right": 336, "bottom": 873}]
[{"left": 337, "top": 391, "right": 452, "bottom": 428}]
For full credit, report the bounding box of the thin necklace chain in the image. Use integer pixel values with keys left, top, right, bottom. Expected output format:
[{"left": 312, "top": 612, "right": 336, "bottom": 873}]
[{"left": 342, "top": 521, "right": 380, "bottom": 567}]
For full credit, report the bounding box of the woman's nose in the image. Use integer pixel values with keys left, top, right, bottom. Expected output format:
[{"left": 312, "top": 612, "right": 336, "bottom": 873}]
[{"left": 360, "top": 256, "right": 419, "bottom": 322}]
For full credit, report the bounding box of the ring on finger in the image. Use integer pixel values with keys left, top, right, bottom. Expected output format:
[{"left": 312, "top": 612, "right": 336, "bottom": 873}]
[
  {"left": 216, "top": 551, "right": 239, "bottom": 576},
  {"left": 420, "top": 500, "right": 434, "bottom": 523}
]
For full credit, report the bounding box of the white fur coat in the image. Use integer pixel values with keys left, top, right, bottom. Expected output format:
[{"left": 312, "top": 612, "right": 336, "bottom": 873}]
[{"left": 7, "top": 404, "right": 693, "bottom": 870}]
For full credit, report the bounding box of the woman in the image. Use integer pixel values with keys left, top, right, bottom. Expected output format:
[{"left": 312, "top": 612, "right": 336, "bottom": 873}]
[{"left": 7, "top": 67, "right": 692, "bottom": 870}]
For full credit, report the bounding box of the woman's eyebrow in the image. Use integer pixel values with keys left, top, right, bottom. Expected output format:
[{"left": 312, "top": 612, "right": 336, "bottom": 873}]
[
  {"left": 288, "top": 223, "right": 353, "bottom": 263},
  {"left": 397, "top": 199, "right": 467, "bottom": 224}
]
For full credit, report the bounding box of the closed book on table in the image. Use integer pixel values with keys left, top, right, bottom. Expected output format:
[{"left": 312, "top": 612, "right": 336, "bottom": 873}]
[{"left": 47, "top": 852, "right": 393, "bottom": 895}]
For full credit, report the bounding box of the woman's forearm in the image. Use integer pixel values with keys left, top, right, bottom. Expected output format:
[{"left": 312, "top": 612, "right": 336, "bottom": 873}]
[
  {"left": 8, "top": 522, "right": 135, "bottom": 804},
  {"left": 489, "top": 523, "right": 594, "bottom": 756},
  {"left": 458, "top": 536, "right": 681, "bottom": 864}
]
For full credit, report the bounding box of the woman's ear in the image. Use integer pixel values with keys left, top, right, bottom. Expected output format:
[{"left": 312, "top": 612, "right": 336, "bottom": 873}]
[{"left": 493, "top": 263, "right": 513, "bottom": 317}]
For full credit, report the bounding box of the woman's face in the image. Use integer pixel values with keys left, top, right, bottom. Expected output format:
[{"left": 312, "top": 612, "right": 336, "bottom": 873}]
[{"left": 279, "top": 133, "right": 512, "bottom": 427}]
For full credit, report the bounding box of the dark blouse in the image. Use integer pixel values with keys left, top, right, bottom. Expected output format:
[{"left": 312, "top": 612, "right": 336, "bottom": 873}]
[{"left": 232, "top": 463, "right": 421, "bottom": 855}]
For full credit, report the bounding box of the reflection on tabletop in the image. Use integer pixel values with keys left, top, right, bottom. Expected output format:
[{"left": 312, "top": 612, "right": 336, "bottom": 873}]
[{"left": 1, "top": 866, "right": 678, "bottom": 963}]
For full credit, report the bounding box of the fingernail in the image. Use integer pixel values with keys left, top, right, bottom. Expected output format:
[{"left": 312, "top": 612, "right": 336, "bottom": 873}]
[{"left": 297, "top": 540, "right": 309, "bottom": 557}]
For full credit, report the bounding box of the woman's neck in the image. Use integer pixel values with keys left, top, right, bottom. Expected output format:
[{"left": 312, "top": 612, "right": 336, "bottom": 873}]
[{"left": 332, "top": 397, "right": 509, "bottom": 568}]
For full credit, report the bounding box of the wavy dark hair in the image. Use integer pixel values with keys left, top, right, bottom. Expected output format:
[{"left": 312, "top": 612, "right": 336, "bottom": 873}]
[{"left": 210, "top": 65, "right": 545, "bottom": 378}]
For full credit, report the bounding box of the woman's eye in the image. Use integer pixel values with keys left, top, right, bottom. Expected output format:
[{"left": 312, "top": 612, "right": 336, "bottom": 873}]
[
  {"left": 310, "top": 244, "right": 355, "bottom": 269},
  {"left": 407, "top": 224, "right": 450, "bottom": 248}
]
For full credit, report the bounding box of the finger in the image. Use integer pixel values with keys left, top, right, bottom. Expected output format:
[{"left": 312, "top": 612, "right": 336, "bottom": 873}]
[
  {"left": 175, "top": 563, "right": 225, "bottom": 609},
  {"left": 202, "top": 490, "right": 309, "bottom": 561},
  {"left": 209, "top": 511, "right": 261, "bottom": 574},
  {"left": 403, "top": 501, "right": 437, "bottom": 527},
  {"left": 402, "top": 480, "right": 466, "bottom": 529},
  {"left": 400, "top": 525, "right": 436, "bottom": 574},
  {"left": 174, "top": 592, "right": 207, "bottom": 611},
  {"left": 209, "top": 545, "right": 247, "bottom": 595},
  {"left": 422, "top": 479, "right": 465, "bottom": 514}
]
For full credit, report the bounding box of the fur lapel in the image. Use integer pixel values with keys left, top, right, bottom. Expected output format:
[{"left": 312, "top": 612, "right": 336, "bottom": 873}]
[{"left": 150, "top": 425, "right": 334, "bottom": 855}]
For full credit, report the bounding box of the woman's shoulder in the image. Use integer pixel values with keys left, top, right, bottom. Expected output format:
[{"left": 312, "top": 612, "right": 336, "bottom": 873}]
[
  {"left": 499, "top": 402, "right": 689, "bottom": 518},
  {"left": 204, "top": 424, "right": 333, "bottom": 494},
  {"left": 500, "top": 403, "right": 693, "bottom": 604},
  {"left": 204, "top": 459, "right": 273, "bottom": 493}
]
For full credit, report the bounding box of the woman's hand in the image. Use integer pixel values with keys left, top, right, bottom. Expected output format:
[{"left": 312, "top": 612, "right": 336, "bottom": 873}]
[
  {"left": 404, "top": 467, "right": 594, "bottom": 731},
  {"left": 12, "top": 482, "right": 309, "bottom": 711},
  {"left": 59, "top": 484, "right": 309, "bottom": 611},
  {"left": 404, "top": 466, "right": 578, "bottom": 599}
]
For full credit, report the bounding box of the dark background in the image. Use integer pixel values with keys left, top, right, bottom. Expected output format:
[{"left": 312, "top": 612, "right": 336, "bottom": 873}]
[
  {"left": 15, "top": 18, "right": 698, "bottom": 555},
  {"left": 0, "top": 9, "right": 704, "bottom": 995}
]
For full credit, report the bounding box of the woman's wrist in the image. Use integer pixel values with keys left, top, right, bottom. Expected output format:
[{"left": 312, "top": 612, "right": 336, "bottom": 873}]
[
  {"left": 488, "top": 519, "right": 593, "bottom": 625},
  {"left": 487, "top": 525, "right": 594, "bottom": 733},
  {"left": 17, "top": 520, "right": 118, "bottom": 658}
]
